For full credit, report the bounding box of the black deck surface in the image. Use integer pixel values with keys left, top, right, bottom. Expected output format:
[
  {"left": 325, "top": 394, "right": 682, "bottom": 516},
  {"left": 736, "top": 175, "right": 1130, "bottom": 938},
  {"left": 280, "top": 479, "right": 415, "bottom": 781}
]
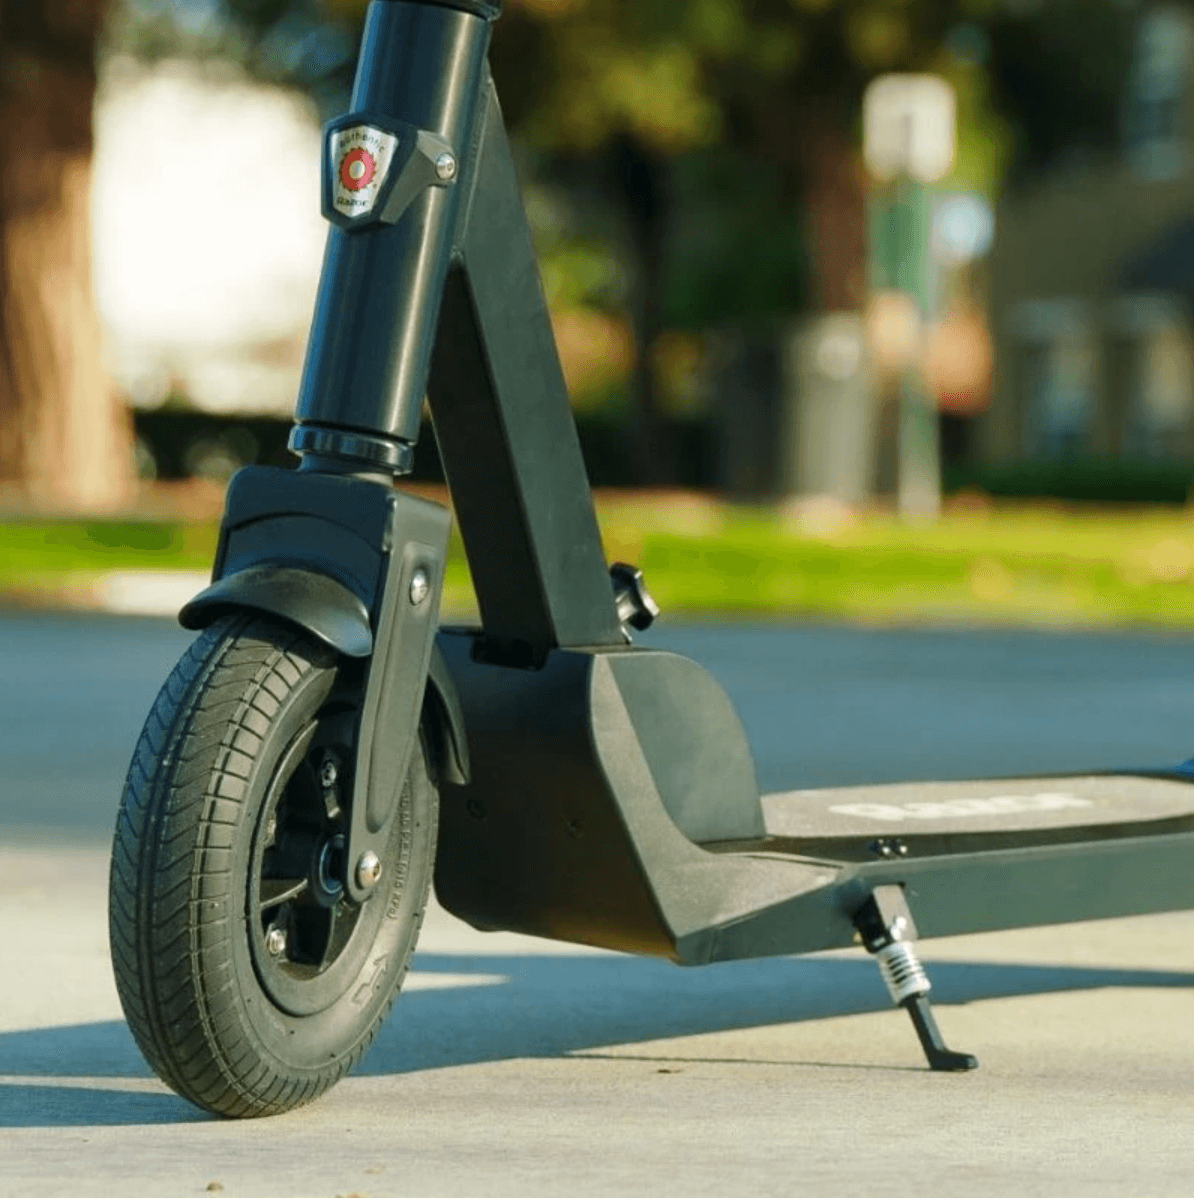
[{"left": 762, "top": 773, "right": 1194, "bottom": 839}]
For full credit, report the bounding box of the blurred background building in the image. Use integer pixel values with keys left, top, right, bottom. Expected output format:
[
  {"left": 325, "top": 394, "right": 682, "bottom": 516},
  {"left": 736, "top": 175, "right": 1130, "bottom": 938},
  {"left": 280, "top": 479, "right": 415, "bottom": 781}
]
[
  {"left": 6, "top": 0, "right": 1194, "bottom": 512},
  {"left": 987, "top": 4, "right": 1194, "bottom": 470}
]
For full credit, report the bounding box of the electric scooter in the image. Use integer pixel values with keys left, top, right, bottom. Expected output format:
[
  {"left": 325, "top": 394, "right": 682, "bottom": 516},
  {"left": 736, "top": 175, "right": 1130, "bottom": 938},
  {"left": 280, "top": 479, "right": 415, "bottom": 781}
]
[{"left": 107, "top": 0, "right": 1194, "bottom": 1118}]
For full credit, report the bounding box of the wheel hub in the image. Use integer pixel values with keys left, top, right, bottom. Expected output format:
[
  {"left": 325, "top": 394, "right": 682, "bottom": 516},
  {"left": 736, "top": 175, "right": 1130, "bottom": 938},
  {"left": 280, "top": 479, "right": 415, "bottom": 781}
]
[
  {"left": 247, "top": 722, "right": 388, "bottom": 1017},
  {"left": 313, "top": 834, "right": 346, "bottom": 907}
]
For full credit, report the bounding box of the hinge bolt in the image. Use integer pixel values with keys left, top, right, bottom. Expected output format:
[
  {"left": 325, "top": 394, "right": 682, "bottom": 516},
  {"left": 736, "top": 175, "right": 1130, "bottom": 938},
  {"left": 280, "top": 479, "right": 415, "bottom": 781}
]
[
  {"left": 435, "top": 152, "right": 457, "bottom": 181},
  {"left": 356, "top": 850, "right": 383, "bottom": 889},
  {"left": 409, "top": 569, "right": 430, "bottom": 606}
]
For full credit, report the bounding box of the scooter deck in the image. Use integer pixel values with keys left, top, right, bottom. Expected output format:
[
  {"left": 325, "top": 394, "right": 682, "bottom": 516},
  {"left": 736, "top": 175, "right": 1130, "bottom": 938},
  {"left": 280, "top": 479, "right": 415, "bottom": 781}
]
[
  {"left": 683, "top": 769, "right": 1194, "bottom": 964},
  {"left": 435, "top": 634, "right": 1194, "bottom": 965},
  {"left": 720, "top": 773, "right": 1194, "bottom": 1068},
  {"left": 752, "top": 771, "right": 1194, "bottom": 861}
]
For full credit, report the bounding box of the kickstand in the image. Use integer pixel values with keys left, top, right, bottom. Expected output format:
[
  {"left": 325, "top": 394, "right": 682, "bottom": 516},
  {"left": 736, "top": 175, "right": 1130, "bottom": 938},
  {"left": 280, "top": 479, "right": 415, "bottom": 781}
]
[{"left": 854, "top": 885, "right": 978, "bottom": 1073}]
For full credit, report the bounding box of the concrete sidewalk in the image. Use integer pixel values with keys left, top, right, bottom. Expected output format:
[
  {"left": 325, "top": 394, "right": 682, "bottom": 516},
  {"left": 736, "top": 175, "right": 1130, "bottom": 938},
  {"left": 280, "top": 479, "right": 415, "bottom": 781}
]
[{"left": 4, "top": 842, "right": 1194, "bottom": 1197}]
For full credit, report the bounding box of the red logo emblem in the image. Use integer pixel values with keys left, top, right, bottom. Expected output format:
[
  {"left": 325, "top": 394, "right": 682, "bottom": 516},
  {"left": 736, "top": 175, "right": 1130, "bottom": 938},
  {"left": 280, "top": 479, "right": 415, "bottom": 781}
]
[{"left": 339, "top": 147, "right": 376, "bottom": 192}]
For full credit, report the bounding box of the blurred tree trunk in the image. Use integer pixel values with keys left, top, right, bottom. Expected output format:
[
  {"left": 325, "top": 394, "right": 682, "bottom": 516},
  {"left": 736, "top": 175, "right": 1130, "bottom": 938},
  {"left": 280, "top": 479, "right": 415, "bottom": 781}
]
[
  {"left": 793, "top": 103, "right": 868, "bottom": 314},
  {"left": 0, "top": 1, "right": 132, "bottom": 510},
  {"left": 612, "top": 135, "right": 675, "bottom": 487}
]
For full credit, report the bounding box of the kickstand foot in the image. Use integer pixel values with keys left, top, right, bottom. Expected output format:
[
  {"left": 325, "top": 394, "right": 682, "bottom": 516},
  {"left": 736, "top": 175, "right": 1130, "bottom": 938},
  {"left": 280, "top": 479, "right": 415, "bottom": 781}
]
[
  {"left": 855, "top": 885, "right": 978, "bottom": 1073},
  {"left": 903, "top": 994, "right": 978, "bottom": 1072}
]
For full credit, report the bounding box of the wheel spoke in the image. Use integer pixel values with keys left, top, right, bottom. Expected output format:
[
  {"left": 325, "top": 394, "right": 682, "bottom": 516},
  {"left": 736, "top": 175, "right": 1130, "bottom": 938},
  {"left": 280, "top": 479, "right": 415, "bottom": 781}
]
[
  {"left": 258, "top": 877, "right": 308, "bottom": 912},
  {"left": 267, "top": 836, "right": 315, "bottom": 879},
  {"left": 319, "top": 902, "right": 357, "bottom": 970}
]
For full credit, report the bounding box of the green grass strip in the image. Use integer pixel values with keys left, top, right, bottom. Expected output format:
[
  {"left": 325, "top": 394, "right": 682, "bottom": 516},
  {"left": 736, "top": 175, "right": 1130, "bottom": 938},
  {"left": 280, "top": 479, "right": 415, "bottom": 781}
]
[{"left": 5, "top": 501, "right": 1194, "bottom": 627}]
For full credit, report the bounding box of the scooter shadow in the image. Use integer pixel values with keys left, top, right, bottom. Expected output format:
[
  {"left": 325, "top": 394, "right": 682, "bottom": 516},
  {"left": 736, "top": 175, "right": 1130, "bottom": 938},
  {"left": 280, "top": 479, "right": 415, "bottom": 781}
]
[
  {"left": 1, "top": 951, "right": 1191, "bottom": 1128},
  {"left": 362, "top": 951, "right": 1194, "bottom": 1074}
]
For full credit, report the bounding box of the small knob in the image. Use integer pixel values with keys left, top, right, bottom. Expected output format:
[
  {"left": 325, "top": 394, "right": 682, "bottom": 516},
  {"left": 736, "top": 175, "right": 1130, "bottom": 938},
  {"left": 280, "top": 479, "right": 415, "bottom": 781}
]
[{"left": 609, "top": 562, "right": 660, "bottom": 632}]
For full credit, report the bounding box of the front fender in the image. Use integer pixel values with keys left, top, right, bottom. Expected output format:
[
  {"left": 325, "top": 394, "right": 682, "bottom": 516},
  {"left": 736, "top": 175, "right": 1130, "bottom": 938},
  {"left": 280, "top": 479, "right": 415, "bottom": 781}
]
[
  {"left": 179, "top": 562, "right": 468, "bottom": 786},
  {"left": 180, "top": 563, "right": 373, "bottom": 657}
]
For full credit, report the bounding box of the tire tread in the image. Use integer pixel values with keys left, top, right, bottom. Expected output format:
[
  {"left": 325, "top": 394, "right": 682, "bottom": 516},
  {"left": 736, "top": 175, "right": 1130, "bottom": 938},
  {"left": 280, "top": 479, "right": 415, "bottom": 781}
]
[{"left": 109, "top": 615, "right": 435, "bottom": 1117}]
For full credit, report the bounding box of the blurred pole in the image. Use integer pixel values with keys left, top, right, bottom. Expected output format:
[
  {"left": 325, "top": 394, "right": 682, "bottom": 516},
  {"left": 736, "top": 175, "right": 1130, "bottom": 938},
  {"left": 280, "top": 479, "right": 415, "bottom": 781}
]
[
  {"left": 894, "top": 172, "right": 940, "bottom": 521},
  {"left": 863, "top": 76, "right": 955, "bottom": 522}
]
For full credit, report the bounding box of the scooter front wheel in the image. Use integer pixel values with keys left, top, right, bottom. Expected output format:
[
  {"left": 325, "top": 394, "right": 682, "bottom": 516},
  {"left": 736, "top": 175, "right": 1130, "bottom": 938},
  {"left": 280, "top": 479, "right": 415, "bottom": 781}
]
[{"left": 108, "top": 614, "right": 436, "bottom": 1117}]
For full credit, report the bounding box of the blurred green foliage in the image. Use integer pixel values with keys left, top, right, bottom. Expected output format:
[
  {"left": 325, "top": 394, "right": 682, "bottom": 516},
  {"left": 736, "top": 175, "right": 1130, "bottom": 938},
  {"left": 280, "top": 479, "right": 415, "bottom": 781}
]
[{"left": 948, "top": 458, "right": 1194, "bottom": 507}]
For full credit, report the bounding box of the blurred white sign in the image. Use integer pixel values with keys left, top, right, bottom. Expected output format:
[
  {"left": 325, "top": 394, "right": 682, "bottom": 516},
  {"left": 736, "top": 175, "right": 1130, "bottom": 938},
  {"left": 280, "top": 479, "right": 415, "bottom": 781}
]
[{"left": 863, "top": 75, "right": 956, "bottom": 183}]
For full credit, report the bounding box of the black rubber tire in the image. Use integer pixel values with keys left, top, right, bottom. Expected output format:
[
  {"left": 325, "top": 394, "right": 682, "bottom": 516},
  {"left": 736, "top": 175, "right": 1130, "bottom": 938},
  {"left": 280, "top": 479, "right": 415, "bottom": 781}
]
[{"left": 108, "top": 614, "right": 437, "bottom": 1118}]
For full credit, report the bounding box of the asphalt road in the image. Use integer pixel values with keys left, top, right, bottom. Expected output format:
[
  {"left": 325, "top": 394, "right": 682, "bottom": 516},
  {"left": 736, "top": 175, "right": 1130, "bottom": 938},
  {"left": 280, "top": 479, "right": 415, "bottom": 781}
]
[
  {"left": 4, "top": 611, "right": 1194, "bottom": 1196},
  {"left": 7, "top": 610, "right": 1194, "bottom": 845}
]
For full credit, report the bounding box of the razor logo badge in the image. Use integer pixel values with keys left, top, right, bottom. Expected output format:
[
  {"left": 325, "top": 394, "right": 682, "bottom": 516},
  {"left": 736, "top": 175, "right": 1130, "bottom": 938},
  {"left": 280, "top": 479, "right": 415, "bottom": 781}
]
[
  {"left": 829, "top": 792, "right": 1096, "bottom": 822},
  {"left": 330, "top": 125, "right": 399, "bottom": 219}
]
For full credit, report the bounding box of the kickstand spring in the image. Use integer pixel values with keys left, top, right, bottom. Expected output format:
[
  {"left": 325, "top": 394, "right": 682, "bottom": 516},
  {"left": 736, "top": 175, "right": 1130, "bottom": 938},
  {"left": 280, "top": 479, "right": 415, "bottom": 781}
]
[{"left": 855, "top": 886, "right": 978, "bottom": 1073}]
